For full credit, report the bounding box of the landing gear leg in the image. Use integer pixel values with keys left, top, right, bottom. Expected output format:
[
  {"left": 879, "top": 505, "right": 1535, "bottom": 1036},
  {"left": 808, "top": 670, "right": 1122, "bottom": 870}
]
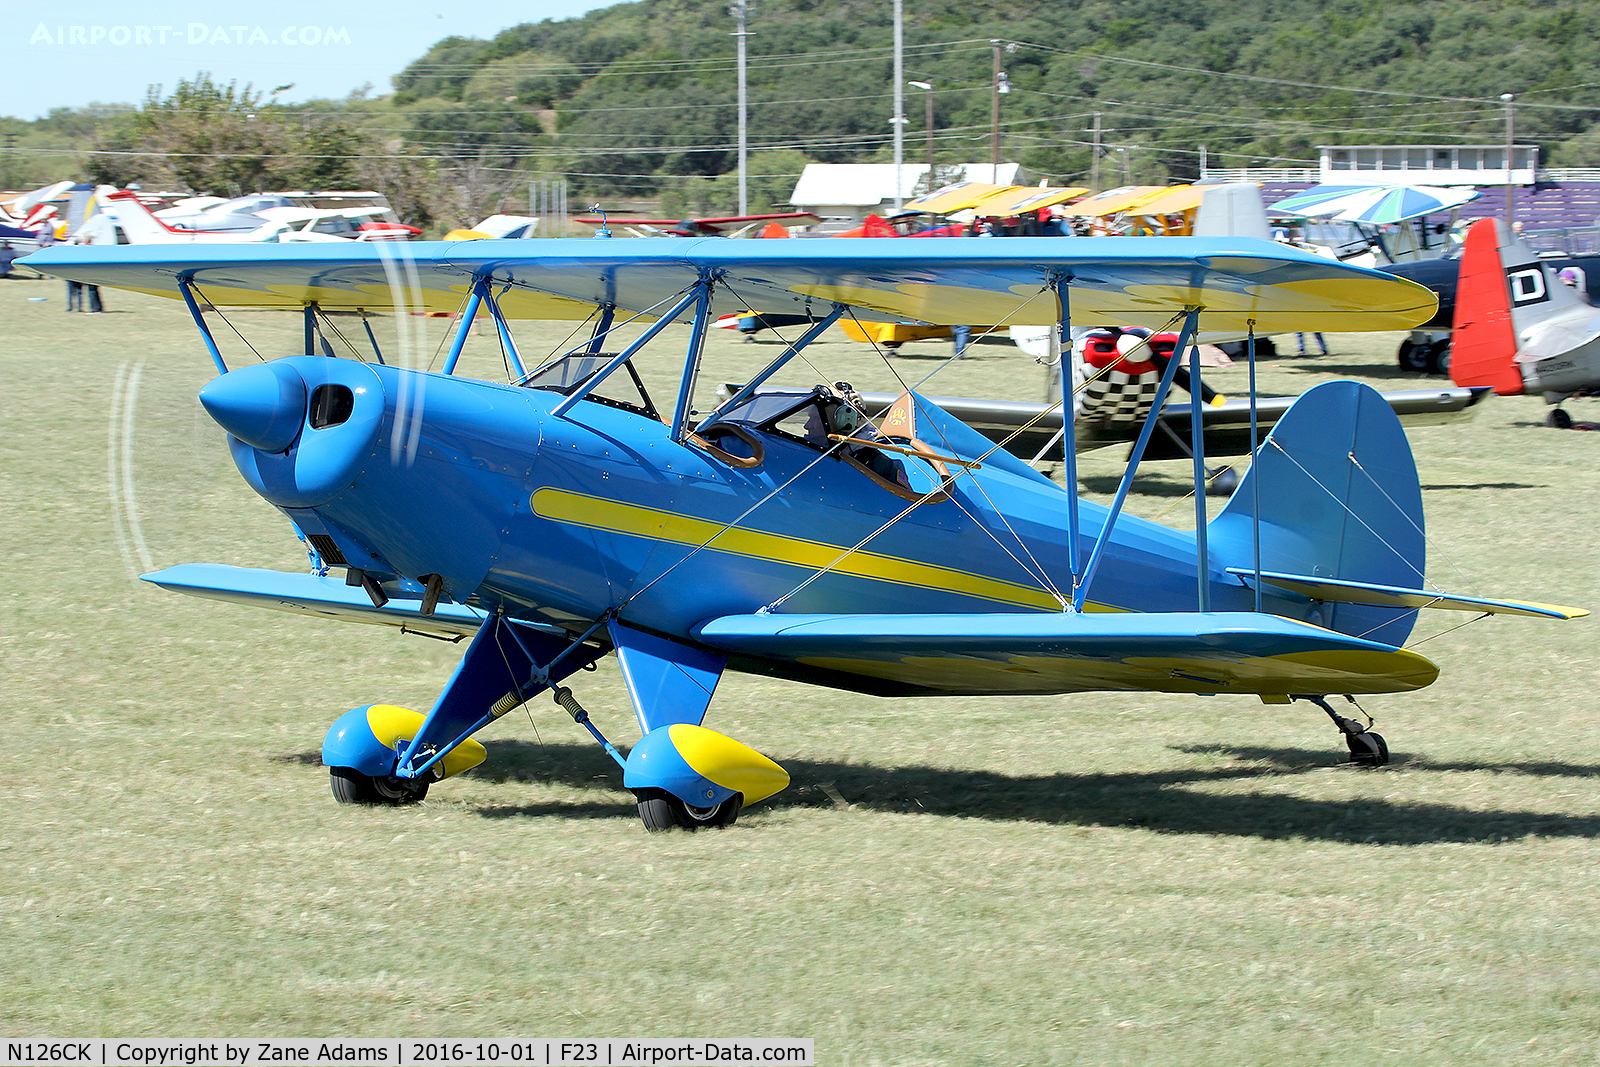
[{"left": 1300, "top": 695, "right": 1389, "bottom": 766}]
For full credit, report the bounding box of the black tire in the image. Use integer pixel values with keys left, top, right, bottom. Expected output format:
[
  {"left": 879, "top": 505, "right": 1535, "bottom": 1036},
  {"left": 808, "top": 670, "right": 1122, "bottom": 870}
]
[
  {"left": 1548, "top": 408, "right": 1574, "bottom": 429},
  {"left": 1346, "top": 731, "right": 1390, "bottom": 767},
  {"left": 329, "top": 766, "right": 428, "bottom": 805},
  {"left": 635, "top": 787, "right": 742, "bottom": 832},
  {"left": 1399, "top": 340, "right": 1432, "bottom": 372},
  {"left": 330, "top": 766, "right": 378, "bottom": 804}
]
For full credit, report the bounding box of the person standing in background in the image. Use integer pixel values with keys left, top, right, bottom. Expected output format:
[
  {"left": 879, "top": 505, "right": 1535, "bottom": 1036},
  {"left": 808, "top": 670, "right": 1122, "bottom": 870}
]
[
  {"left": 69, "top": 231, "right": 104, "bottom": 312},
  {"left": 1296, "top": 332, "right": 1329, "bottom": 355}
]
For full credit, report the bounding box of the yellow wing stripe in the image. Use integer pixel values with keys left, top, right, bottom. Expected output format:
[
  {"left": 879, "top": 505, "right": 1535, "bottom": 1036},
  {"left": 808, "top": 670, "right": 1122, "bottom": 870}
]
[{"left": 530, "top": 487, "right": 1063, "bottom": 611}]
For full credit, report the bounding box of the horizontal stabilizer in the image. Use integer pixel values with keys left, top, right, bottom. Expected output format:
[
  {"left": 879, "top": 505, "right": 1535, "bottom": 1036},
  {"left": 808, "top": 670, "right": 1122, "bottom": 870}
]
[
  {"left": 142, "top": 563, "right": 488, "bottom": 638},
  {"left": 1227, "top": 568, "right": 1587, "bottom": 620},
  {"left": 849, "top": 385, "right": 1489, "bottom": 460},
  {"left": 692, "top": 611, "right": 1439, "bottom": 696}
]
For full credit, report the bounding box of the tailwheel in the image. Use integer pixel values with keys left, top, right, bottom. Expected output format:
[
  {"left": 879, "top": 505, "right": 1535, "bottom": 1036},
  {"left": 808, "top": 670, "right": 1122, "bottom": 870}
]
[
  {"left": 329, "top": 766, "right": 429, "bottom": 806},
  {"left": 635, "top": 787, "right": 742, "bottom": 832},
  {"left": 1345, "top": 730, "right": 1389, "bottom": 767},
  {"left": 1301, "top": 695, "right": 1391, "bottom": 768}
]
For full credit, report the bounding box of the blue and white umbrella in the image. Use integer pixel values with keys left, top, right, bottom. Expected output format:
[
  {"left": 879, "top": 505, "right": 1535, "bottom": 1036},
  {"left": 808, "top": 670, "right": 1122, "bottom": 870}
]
[
  {"left": 1266, "top": 185, "right": 1374, "bottom": 217},
  {"left": 1331, "top": 185, "right": 1481, "bottom": 225}
]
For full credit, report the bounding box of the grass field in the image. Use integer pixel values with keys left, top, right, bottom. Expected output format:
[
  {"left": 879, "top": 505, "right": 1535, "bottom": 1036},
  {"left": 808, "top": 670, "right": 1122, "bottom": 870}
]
[{"left": 4, "top": 271, "right": 1600, "bottom": 1064}]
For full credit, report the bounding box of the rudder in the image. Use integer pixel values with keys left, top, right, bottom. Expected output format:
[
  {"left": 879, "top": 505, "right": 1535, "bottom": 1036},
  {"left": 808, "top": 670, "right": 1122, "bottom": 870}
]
[{"left": 1449, "top": 217, "right": 1525, "bottom": 395}]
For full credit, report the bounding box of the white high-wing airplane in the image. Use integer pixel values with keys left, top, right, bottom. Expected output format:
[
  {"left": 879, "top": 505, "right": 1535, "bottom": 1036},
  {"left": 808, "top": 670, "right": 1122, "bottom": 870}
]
[
  {"left": 254, "top": 206, "right": 415, "bottom": 243},
  {"left": 79, "top": 192, "right": 406, "bottom": 245}
]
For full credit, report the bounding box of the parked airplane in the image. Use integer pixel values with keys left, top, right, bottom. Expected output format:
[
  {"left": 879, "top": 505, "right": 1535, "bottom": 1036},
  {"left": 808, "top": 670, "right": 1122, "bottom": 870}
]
[
  {"left": 1446, "top": 217, "right": 1600, "bottom": 427},
  {"left": 1385, "top": 241, "right": 1600, "bottom": 375},
  {"left": 573, "top": 211, "right": 823, "bottom": 238},
  {"left": 442, "top": 214, "right": 541, "bottom": 241},
  {"left": 154, "top": 193, "right": 299, "bottom": 232},
  {"left": 26, "top": 236, "right": 1581, "bottom": 833},
  {"left": 78, "top": 191, "right": 413, "bottom": 245},
  {"left": 152, "top": 192, "right": 410, "bottom": 237},
  {"left": 0, "top": 180, "right": 74, "bottom": 233}
]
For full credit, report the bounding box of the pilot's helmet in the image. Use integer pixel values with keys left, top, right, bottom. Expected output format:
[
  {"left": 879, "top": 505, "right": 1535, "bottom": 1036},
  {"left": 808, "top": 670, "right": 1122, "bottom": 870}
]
[{"left": 1558, "top": 267, "right": 1583, "bottom": 287}]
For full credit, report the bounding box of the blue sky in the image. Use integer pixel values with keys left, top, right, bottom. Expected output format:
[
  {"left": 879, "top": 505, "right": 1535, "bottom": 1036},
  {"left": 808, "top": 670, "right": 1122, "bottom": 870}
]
[{"left": 7, "top": 0, "right": 609, "bottom": 119}]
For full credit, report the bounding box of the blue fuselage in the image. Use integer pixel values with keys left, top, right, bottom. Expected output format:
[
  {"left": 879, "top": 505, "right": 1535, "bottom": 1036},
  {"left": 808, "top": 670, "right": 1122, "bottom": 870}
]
[{"left": 213, "top": 356, "right": 1309, "bottom": 664}]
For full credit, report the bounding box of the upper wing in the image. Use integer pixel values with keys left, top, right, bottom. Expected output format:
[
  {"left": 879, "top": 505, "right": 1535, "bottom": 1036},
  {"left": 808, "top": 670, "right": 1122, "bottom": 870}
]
[
  {"left": 692, "top": 610, "right": 1439, "bottom": 697},
  {"left": 23, "top": 235, "right": 1438, "bottom": 333}
]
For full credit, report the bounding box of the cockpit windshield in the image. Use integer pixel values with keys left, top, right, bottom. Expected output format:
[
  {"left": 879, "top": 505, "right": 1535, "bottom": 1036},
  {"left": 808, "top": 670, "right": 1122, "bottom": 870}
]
[
  {"left": 521, "top": 353, "right": 660, "bottom": 419},
  {"left": 707, "top": 384, "right": 878, "bottom": 451},
  {"left": 707, "top": 389, "right": 817, "bottom": 429}
]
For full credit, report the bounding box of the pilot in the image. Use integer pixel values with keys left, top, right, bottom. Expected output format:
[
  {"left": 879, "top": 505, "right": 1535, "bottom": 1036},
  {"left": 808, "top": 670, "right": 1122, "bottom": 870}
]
[{"left": 1558, "top": 266, "right": 1591, "bottom": 304}]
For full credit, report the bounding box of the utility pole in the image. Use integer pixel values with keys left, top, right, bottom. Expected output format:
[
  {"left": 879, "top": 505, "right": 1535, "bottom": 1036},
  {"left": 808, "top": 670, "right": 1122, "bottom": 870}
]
[
  {"left": 1090, "top": 112, "right": 1102, "bottom": 193},
  {"left": 733, "top": 0, "right": 750, "bottom": 215},
  {"left": 1501, "top": 92, "right": 1515, "bottom": 227},
  {"left": 892, "top": 0, "right": 904, "bottom": 210},
  {"left": 990, "top": 40, "right": 1002, "bottom": 171},
  {"left": 1199, "top": 144, "right": 1207, "bottom": 178}
]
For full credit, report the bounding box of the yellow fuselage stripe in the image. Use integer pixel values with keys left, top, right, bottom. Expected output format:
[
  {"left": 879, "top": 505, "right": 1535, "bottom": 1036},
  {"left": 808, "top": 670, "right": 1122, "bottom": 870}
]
[{"left": 530, "top": 487, "right": 1063, "bottom": 611}]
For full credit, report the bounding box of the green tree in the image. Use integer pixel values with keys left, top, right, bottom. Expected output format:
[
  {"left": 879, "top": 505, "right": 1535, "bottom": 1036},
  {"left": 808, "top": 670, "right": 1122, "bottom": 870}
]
[{"left": 122, "top": 73, "right": 298, "bottom": 192}]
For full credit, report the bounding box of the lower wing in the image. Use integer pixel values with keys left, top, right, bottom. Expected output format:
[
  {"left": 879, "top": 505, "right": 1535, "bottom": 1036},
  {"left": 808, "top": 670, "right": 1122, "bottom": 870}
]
[{"left": 692, "top": 611, "right": 1439, "bottom": 697}]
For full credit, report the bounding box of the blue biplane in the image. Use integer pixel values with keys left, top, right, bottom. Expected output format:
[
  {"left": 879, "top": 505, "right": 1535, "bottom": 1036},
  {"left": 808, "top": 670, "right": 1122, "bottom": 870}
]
[{"left": 28, "top": 236, "right": 1585, "bottom": 831}]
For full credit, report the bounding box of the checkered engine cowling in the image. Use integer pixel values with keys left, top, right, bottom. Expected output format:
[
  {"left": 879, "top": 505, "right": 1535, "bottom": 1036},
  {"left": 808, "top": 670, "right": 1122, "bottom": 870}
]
[{"left": 1080, "top": 368, "right": 1159, "bottom": 423}]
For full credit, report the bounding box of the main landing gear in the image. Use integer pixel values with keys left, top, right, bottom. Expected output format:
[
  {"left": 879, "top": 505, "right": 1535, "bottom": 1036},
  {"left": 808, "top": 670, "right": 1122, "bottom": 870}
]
[
  {"left": 1397, "top": 337, "right": 1449, "bottom": 376},
  {"left": 1299, "top": 695, "right": 1389, "bottom": 766},
  {"left": 319, "top": 618, "right": 790, "bottom": 832},
  {"left": 553, "top": 686, "right": 750, "bottom": 832}
]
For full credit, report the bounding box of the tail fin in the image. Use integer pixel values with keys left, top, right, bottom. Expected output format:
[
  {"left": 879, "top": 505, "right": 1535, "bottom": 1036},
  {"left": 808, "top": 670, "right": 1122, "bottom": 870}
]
[
  {"left": 1208, "top": 381, "right": 1424, "bottom": 647},
  {"left": 1449, "top": 217, "right": 1527, "bottom": 394},
  {"left": 101, "top": 190, "right": 187, "bottom": 243},
  {"left": 1191, "top": 182, "right": 1270, "bottom": 240}
]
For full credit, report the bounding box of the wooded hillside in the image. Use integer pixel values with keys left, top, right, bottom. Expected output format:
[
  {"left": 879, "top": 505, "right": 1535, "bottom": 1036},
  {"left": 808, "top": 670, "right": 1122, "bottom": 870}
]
[{"left": 7, "top": 0, "right": 1600, "bottom": 228}]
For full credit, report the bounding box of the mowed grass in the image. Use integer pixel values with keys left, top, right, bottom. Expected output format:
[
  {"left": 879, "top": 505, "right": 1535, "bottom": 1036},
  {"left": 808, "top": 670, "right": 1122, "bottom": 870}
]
[{"left": 3, "top": 273, "right": 1600, "bottom": 1063}]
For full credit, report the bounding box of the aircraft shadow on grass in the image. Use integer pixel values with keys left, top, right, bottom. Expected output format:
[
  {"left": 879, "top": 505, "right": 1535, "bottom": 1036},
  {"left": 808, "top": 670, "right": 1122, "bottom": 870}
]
[
  {"left": 1279, "top": 361, "right": 1416, "bottom": 381},
  {"left": 365, "top": 738, "right": 1600, "bottom": 846},
  {"left": 1078, "top": 474, "right": 1206, "bottom": 499},
  {"left": 1420, "top": 482, "right": 1546, "bottom": 491}
]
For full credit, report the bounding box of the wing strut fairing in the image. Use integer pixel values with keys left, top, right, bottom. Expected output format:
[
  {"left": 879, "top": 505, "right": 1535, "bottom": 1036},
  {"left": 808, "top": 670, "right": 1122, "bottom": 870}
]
[{"left": 32, "top": 234, "right": 1580, "bottom": 832}]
